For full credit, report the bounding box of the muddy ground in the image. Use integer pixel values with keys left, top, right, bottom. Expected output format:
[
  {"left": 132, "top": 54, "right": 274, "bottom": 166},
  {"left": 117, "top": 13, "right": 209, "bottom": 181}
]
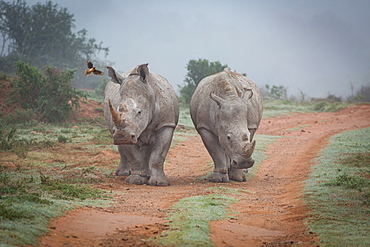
[{"left": 35, "top": 104, "right": 370, "bottom": 247}]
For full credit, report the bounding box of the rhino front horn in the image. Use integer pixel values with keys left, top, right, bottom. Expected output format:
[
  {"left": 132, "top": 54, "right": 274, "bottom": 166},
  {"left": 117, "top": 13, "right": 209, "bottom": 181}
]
[
  {"left": 245, "top": 140, "right": 256, "bottom": 157},
  {"left": 108, "top": 100, "right": 121, "bottom": 126}
]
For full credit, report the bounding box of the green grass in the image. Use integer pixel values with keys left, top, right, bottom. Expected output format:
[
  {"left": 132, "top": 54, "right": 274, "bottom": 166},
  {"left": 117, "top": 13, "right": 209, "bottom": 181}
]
[
  {"left": 262, "top": 100, "right": 351, "bottom": 118},
  {"left": 304, "top": 127, "right": 370, "bottom": 246},
  {"left": 158, "top": 194, "right": 237, "bottom": 247}
]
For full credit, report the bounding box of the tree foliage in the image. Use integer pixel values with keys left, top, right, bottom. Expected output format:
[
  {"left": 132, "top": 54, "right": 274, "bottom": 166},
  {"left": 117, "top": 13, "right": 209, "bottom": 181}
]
[
  {"left": 0, "top": 0, "right": 108, "bottom": 87},
  {"left": 179, "top": 59, "right": 229, "bottom": 104},
  {"left": 260, "top": 84, "right": 288, "bottom": 100},
  {"left": 11, "top": 61, "right": 87, "bottom": 123}
]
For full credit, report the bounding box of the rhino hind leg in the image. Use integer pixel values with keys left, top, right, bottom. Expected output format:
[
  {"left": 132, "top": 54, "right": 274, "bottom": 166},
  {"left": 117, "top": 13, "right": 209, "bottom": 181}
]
[{"left": 228, "top": 168, "right": 247, "bottom": 182}]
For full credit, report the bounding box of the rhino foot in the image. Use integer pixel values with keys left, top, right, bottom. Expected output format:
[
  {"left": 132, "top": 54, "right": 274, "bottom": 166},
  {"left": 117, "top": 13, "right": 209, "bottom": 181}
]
[
  {"left": 148, "top": 177, "right": 170, "bottom": 186},
  {"left": 115, "top": 168, "right": 131, "bottom": 176},
  {"left": 228, "top": 168, "right": 247, "bottom": 182},
  {"left": 208, "top": 172, "right": 229, "bottom": 183},
  {"left": 125, "top": 174, "right": 147, "bottom": 185}
]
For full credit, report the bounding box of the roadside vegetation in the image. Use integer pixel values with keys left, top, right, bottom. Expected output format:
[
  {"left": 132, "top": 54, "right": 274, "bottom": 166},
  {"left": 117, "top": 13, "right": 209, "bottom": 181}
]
[{"left": 304, "top": 127, "right": 370, "bottom": 246}]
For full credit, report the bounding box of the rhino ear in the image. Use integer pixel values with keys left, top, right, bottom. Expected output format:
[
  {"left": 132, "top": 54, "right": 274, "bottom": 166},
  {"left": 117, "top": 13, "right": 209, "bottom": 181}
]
[
  {"left": 106, "top": 66, "right": 124, "bottom": 85},
  {"left": 137, "top": 63, "right": 149, "bottom": 83},
  {"left": 242, "top": 88, "right": 253, "bottom": 100},
  {"left": 210, "top": 92, "right": 226, "bottom": 107}
]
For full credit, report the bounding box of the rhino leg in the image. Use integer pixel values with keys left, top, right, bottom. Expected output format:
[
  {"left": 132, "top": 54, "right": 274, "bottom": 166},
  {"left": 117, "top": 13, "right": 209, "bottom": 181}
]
[
  {"left": 147, "top": 127, "right": 173, "bottom": 186},
  {"left": 121, "top": 145, "right": 149, "bottom": 185},
  {"left": 198, "top": 128, "right": 229, "bottom": 183},
  {"left": 115, "top": 145, "right": 131, "bottom": 176},
  {"left": 228, "top": 167, "right": 247, "bottom": 182}
]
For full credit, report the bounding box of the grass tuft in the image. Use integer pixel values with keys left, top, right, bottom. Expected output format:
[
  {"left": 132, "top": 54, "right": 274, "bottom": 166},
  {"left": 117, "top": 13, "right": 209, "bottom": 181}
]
[{"left": 158, "top": 194, "right": 237, "bottom": 247}]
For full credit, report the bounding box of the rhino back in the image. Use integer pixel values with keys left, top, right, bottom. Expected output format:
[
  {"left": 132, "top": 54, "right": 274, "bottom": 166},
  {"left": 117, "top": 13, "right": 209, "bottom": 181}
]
[{"left": 190, "top": 69, "right": 262, "bottom": 131}]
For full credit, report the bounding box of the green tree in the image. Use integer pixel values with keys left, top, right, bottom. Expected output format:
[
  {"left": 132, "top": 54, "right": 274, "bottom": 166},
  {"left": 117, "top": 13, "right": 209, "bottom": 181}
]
[
  {"left": 0, "top": 0, "right": 108, "bottom": 87},
  {"left": 179, "top": 59, "right": 229, "bottom": 104}
]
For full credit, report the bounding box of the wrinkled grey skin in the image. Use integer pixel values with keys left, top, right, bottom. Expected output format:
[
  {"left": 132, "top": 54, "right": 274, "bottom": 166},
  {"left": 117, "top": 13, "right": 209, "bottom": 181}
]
[
  {"left": 190, "top": 68, "right": 263, "bottom": 183},
  {"left": 104, "top": 63, "right": 179, "bottom": 186}
]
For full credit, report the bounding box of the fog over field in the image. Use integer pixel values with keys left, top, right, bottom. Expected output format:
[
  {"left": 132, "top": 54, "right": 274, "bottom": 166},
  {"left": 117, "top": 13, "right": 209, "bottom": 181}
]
[{"left": 26, "top": 0, "right": 370, "bottom": 98}]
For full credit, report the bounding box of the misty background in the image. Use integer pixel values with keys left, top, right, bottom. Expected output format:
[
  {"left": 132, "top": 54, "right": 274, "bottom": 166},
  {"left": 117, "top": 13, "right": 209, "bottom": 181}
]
[{"left": 25, "top": 0, "right": 370, "bottom": 98}]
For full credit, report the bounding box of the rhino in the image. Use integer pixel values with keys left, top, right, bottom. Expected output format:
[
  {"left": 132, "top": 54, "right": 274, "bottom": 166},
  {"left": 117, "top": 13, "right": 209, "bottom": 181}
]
[
  {"left": 190, "top": 68, "right": 263, "bottom": 183},
  {"left": 104, "top": 63, "right": 179, "bottom": 186}
]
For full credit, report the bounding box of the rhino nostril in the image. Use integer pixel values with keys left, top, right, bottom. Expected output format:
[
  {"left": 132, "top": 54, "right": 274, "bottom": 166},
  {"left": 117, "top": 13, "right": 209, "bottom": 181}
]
[{"left": 232, "top": 160, "right": 237, "bottom": 166}]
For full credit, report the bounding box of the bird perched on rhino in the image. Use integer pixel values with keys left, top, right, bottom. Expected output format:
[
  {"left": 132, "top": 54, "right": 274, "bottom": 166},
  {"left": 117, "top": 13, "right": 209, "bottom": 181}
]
[{"left": 85, "top": 60, "right": 104, "bottom": 76}]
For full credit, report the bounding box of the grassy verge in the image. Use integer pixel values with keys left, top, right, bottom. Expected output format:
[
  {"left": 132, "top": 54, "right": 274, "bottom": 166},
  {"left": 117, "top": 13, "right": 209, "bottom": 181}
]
[
  {"left": 0, "top": 121, "right": 116, "bottom": 246},
  {"left": 304, "top": 127, "right": 370, "bottom": 246}
]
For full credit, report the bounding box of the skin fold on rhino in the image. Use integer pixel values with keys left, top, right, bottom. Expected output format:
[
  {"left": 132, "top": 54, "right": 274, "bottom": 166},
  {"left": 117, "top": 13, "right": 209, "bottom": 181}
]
[
  {"left": 190, "top": 68, "right": 263, "bottom": 183},
  {"left": 104, "top": 63, "right": 179, "bottom": 186}
]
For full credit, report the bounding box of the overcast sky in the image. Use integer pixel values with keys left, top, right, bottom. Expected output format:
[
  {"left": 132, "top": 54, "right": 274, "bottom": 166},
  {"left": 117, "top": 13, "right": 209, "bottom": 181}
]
[{"left": 26, "top": 0, "right": 370, "bottom": 98}]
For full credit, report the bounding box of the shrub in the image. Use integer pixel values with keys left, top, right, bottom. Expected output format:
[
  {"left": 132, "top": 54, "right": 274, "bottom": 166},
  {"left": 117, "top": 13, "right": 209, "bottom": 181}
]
[{"left": 11, "top": 61, "right": 88, "bottom": 123}]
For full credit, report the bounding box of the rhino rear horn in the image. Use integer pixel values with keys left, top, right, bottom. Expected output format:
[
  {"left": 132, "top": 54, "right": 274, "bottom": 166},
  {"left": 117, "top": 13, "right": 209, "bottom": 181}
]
[{"left": 106, "top": 66, "right": 124, "bottom": 85}]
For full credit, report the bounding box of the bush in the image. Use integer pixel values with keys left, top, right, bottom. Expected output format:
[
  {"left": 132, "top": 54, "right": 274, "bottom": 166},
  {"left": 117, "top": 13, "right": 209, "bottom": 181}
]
[
  {"left": 349, "top": 84, "right": 370, "bottom": 102},
  {"left": 11, "top": 61, "right": 88, "bottom": 123}
]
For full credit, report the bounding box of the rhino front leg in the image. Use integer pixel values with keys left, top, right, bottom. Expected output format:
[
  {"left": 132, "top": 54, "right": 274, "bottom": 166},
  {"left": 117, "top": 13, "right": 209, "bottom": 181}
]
[
  {"left": 147, "top": 127, "right": 174, "bottom": 186},
  {"left": 122, "top": 145, "right": 148, "bottom": 185},
  {"left": 198, "top": 128, "right": 229, "bottom": 183},
  {"left": 115, "top": 145, "right": 131, "bottom": 176}
]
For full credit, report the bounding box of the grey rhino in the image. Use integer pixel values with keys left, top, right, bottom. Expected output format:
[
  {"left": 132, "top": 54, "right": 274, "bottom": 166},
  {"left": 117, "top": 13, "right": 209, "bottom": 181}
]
[
  {"left": 104, "top": 63, "right": 179, "bottom": 186},
  {"left": 190, "top": 68, "right": 263, "bottom": 183}
]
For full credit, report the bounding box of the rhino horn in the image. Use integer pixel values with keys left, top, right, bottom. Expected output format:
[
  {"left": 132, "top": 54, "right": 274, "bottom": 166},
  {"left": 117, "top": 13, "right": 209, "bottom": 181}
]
[
  {"left": 244, "top": 140, "right": 256, "bottom": 157},
  {"left": 210, "top": 92, "right": 227, "bottom": 107},
  {"left": 108, "top": 100, "right": 121, "bottom": 126}
]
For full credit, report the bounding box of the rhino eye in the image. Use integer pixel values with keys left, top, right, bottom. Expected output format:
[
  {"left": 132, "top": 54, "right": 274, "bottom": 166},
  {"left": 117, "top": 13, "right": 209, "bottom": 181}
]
[
  {"left": 227, "top": 134, "right": 231, "bottom": 140},
  {"left": 137, "top": 110, "right": 141, "bottom": 115}
]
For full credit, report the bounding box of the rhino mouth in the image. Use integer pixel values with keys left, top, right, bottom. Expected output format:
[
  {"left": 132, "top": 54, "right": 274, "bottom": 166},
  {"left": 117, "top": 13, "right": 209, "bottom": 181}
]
[
  {"left": 231, "top": 157, "right": 255, "bottom": 169},
  {"left": 113, "top": 132, "right": 138, "bottom": 145},
  {"left": 114, "top": 138, "right": 137, "bottom": 145}
]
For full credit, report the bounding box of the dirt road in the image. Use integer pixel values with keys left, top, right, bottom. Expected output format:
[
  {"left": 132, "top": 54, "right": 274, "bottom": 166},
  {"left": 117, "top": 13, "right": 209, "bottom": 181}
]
[{"left": 37, "top": 105, "right": 370, "bottom": 247}]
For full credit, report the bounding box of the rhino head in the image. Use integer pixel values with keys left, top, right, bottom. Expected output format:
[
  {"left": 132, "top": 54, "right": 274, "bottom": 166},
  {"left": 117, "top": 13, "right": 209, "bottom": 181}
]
[
  {"left": 210, "top": 91, "right": 256, "bottom": 169},
  {"left": 107, "top": 64, "right": 154, "bottom": 145}
]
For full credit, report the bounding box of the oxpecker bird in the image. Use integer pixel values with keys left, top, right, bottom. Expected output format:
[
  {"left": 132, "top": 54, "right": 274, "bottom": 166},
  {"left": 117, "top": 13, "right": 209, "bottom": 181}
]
[{"left": 85, "top": 60, "right": 104, "bottom": 76}]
